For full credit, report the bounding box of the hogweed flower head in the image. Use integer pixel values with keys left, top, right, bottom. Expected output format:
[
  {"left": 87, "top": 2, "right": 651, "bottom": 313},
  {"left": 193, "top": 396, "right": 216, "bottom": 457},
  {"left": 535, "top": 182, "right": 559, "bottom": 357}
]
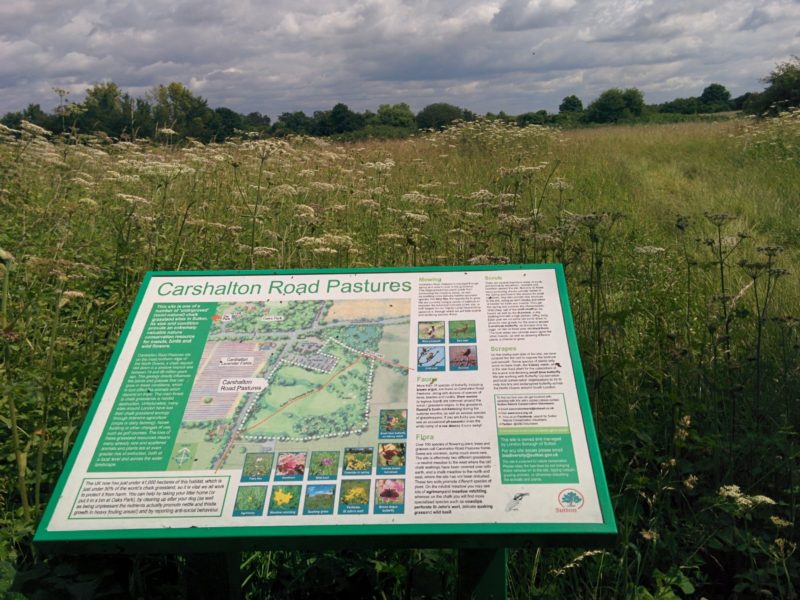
[
  {"left": 757, "top": 244, "right": 784, "bottom": 257},
  {"left": 704, "top": 211, "right": 735, "bottom": 227},
  {"left": 770, "top": 516, "right": 792, "bottom": 529},
  {"left": 718, "top": 484, "right": 742, "bottom": 499},
  {"left": 738, "top": 260, "right": 769, "bottom": 279},
  {"left": 20, "top": 120, "right": 51, "bottom": 137},
  {"left": 635, "top": 245, "right": 666, "bottom": 255}
]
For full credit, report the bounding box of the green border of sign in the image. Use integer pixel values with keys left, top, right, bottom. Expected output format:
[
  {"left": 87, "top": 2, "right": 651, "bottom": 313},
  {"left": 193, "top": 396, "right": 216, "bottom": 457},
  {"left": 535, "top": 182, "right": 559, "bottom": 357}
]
[{"left": 35, "top": 264, "right": 617, "bottom": 553}]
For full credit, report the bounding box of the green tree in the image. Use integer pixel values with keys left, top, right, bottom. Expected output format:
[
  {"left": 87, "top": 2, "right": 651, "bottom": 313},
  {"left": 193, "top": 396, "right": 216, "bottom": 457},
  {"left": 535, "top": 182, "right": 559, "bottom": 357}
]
[
  {"left": 129, "top": 97, "right": 155, "bottom": 139},
  {"left": 243, "top": 112, "right": 271, "bottom": 132},
  {"left": 699, "top": 83, "right": 732, "bottom": 112},
  {"left": 273, "top": 111, "right": 313, "bottom": 135},
  {"left": 416, "top": 103, "right": 465, "bottom": 129},
  {"left": 3, "top": 100, "right": 67, "bottom": 133},
  {"left": 78, "top": 82, "right": 127, "bottom": 136},
  {"left": 329, "top": 103, "right": 365, "bottom": 133},
  {"left": 517, "top": 110, "right": 551, "bottom": 126},
  {"left": 659, "top": 97, "right": 700, "bottom": 114},
  {"left": 149, "top": 82, "right": 215, "bottom": 141},
  {"left": 732, "top": 92, "right": 757, "bottom": 111},
  {"left": 361, "top": 109, "right": 377, "bottom": 126},
  {"left": 212, "top": 107, "right": 244, "bottom": 141},
  {"left": 376, "top": 103, "right": 416, "bottom": 129},
  {"left": 558, "top": 95, "right": 583, "bottom": 113},
  {"left": 311, "top": 110, "right": 333, "bottom": 136},
  {"left": 621, "top": 88, "right": 645, "bottom": 116},
  {"left": 747, "top": 56, "right": 800, "bottom": 115},
  {"left": 585, "top": 88, "right": 644, "bottom": 123},
  {"left": 1, "top": 110, "right": 23, "bottom": 129}
]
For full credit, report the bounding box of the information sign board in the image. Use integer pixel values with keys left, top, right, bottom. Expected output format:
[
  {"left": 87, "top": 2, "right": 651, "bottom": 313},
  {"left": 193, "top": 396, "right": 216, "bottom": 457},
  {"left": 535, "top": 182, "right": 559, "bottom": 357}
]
[{"left": 36, "top": 265, "right": 616, "bottom": 551}]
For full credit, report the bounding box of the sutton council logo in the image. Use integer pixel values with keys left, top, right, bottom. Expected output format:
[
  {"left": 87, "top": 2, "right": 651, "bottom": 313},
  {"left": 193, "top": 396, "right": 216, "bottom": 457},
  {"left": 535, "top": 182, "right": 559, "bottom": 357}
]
[{"left": 557, "top": 488, "right": 585, "bottom": 511}]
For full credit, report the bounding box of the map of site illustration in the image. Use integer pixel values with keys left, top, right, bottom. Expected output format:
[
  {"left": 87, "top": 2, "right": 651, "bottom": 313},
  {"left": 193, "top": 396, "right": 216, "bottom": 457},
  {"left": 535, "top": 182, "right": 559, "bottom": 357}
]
[{"left": 169, "top": 299, "right": 410, "bottom": 471}]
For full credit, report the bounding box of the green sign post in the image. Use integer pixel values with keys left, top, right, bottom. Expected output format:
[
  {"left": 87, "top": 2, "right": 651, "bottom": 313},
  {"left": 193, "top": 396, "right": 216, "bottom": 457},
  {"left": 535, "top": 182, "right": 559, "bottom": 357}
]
[{"left": 36, "top": 265, "right": 616, "bottom": 597}]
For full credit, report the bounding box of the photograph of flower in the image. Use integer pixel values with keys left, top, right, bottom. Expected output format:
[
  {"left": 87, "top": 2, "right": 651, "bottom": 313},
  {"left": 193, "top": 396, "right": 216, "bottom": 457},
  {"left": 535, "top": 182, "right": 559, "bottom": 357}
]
[
  {"left": 241, "top": 452, "right": 274, "bottom": 482},
  {"left": 275, "top": 451, "right": 307, "bottom": 481},
  {"left": 303, "top": 484, "right": 336, "bottom": 515},
  {"left": 308, "top": 450, "right": 340, "bottom": 480},
  {"left": 343, "top": 447, "right": 373, "bottom": 475},
  {"left": 232, "top": 486, "right": 267, "bottom": 517},
  {"left": 378, "top": 409, "right": 407, "bottom": 439},
  {"left": 268, "top": 485, "right": 302, "bottom": 516},
  {"left": 339, "top": 480, "right": 371, "bottom": 514}
]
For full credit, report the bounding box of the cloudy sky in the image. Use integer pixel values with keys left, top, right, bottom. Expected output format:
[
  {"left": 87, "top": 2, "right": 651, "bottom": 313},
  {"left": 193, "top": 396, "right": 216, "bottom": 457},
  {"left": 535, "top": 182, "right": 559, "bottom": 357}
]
[{"left": 1, "top": 0, "right": 799, "bottom": 116}]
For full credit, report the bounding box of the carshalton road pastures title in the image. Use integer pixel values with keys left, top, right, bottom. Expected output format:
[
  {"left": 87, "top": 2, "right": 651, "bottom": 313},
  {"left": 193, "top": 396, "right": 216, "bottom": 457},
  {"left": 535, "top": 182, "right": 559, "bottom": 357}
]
[{"left": 156, "top": 278, "right": 413, "bottom": 297}]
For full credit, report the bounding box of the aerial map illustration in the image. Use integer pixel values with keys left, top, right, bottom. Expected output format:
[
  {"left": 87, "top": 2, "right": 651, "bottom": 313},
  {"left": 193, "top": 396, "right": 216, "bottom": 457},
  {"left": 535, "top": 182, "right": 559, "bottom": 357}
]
[{"left": 169, "top": 299, "right": 410, "bottom": 471}]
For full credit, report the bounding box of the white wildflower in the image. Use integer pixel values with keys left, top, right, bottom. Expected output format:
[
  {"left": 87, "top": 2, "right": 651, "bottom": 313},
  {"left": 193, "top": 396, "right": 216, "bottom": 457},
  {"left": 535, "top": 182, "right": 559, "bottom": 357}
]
[
  {"left": 20, "top": 120, "right": 51, "bottom": 136},
  {"left": 635, "top": 246, "right": 666, "bottom": 255},
  {"left": 403, "top": 211, "right": 429, "bottom": 223}
]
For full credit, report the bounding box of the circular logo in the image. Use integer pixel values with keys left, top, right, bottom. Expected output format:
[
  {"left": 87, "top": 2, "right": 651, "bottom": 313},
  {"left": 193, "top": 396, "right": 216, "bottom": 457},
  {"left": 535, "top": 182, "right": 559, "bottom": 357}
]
[{"left": 558, "top": 488, "right": 585, "bottom": 510}]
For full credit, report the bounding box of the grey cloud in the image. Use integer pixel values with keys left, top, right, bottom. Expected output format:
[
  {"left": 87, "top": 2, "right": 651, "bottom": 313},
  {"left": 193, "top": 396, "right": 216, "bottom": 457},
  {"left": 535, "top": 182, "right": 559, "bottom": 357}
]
[
  {"left": 741, "top": 8, "right": 775, "bottom": 30},
  {"left": 0, "top": 0, "right": 798, "bottom": 116},
  {"left": 491, "top": 0, "right": 581, "bottom": 32},
  {"left": 739, "top": 2, "right": 800, "bottom": 31},
  {"left": 582, "top": 0, "right": 722, "bottom": 43}
]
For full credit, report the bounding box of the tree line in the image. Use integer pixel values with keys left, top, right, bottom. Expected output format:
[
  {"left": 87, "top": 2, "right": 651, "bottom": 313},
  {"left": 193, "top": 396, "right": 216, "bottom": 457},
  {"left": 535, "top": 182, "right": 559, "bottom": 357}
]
[{"left": 2, "top": 57, "right": 797, "bottom": 142}]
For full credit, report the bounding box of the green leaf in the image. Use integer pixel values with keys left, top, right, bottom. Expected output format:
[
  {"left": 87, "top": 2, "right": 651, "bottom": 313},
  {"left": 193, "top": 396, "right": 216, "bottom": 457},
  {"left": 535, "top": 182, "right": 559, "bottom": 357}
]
[
  {"left": 634, "top": 586, "right": 655, "bottom": 600},
  {"left": 675, "top": 572, "right": 695, "bottom": 594},
  {"left": 61, "top": 425, "right": 76, "bottom": 460},
  {"left": 0, "top": 561, "right": 16, "bottom": 593}
]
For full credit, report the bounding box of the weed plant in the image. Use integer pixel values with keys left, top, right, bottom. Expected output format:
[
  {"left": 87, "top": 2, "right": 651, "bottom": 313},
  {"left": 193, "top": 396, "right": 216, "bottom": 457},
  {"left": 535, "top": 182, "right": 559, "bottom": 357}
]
[{"left": 0, "top": 117, "right": 798, "bottom": 598}]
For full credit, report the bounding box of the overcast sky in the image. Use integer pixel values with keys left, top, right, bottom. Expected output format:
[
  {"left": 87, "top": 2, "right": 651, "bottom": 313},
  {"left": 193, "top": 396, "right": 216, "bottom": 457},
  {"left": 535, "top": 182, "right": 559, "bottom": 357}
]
[{"left": 1, "top": 0, "right": 799, "bottom": 116}]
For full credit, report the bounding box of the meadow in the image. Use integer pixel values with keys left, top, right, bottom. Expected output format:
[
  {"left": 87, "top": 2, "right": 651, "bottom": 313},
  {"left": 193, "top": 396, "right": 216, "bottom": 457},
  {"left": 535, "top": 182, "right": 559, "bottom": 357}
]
[{"left": 1, "top": 113, "right": 798, "bottom": 598}]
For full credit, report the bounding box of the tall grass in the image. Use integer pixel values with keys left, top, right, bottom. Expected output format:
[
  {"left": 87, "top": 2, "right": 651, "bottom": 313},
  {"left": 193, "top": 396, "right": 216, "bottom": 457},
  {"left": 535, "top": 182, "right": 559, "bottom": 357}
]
[{"left": 0, "top": 117, "right": 798, "bottom": 598}]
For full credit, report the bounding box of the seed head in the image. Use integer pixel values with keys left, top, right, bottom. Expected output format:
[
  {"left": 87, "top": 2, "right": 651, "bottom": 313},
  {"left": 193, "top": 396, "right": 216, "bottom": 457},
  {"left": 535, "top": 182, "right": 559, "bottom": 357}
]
[
  {"left": 0, "top": 248, "right": 14, "bottom": 269},
  {"left": 640, "top": 529, "right": 659, "bottom": 542},
  {"left": 738, "top": 260, "right": 769, "bottom": 279},
  {"left": 756, "top": 245, "right": 784, "bottom": 257},
  {"left": 704, "top": 212, "right": 734, "bottom": 227}
]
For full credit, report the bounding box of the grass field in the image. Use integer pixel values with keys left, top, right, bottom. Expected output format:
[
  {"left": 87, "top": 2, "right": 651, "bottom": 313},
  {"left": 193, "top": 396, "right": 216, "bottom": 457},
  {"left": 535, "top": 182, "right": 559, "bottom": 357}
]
[{"left": 1, "top": 116, "right": 798, "bottom": 598}]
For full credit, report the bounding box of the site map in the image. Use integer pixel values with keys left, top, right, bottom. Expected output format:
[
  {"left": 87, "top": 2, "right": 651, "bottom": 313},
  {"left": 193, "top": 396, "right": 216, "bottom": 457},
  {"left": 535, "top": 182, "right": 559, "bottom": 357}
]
[{"left": 168, "top": 299, "right": 411, "bottom": 471}]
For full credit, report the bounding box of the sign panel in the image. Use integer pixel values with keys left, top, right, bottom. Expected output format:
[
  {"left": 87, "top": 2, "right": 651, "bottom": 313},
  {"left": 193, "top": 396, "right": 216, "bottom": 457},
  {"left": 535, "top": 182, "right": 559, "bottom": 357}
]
[{"left": 36, "top": 265, "right": 616, "bottom": 550}]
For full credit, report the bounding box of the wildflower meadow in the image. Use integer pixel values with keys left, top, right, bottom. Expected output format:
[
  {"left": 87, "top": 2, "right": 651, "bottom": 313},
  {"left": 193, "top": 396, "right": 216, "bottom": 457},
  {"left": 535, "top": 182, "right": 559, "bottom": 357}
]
[{"left": 1, "top": 115, "right": 798, "bottom": 598}]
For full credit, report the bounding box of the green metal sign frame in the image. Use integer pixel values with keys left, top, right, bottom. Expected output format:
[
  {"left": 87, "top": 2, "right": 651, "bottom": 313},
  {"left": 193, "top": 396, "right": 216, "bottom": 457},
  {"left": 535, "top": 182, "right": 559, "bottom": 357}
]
[{"left": 35, "top": 264, "right": 616, "bottom": 554}]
